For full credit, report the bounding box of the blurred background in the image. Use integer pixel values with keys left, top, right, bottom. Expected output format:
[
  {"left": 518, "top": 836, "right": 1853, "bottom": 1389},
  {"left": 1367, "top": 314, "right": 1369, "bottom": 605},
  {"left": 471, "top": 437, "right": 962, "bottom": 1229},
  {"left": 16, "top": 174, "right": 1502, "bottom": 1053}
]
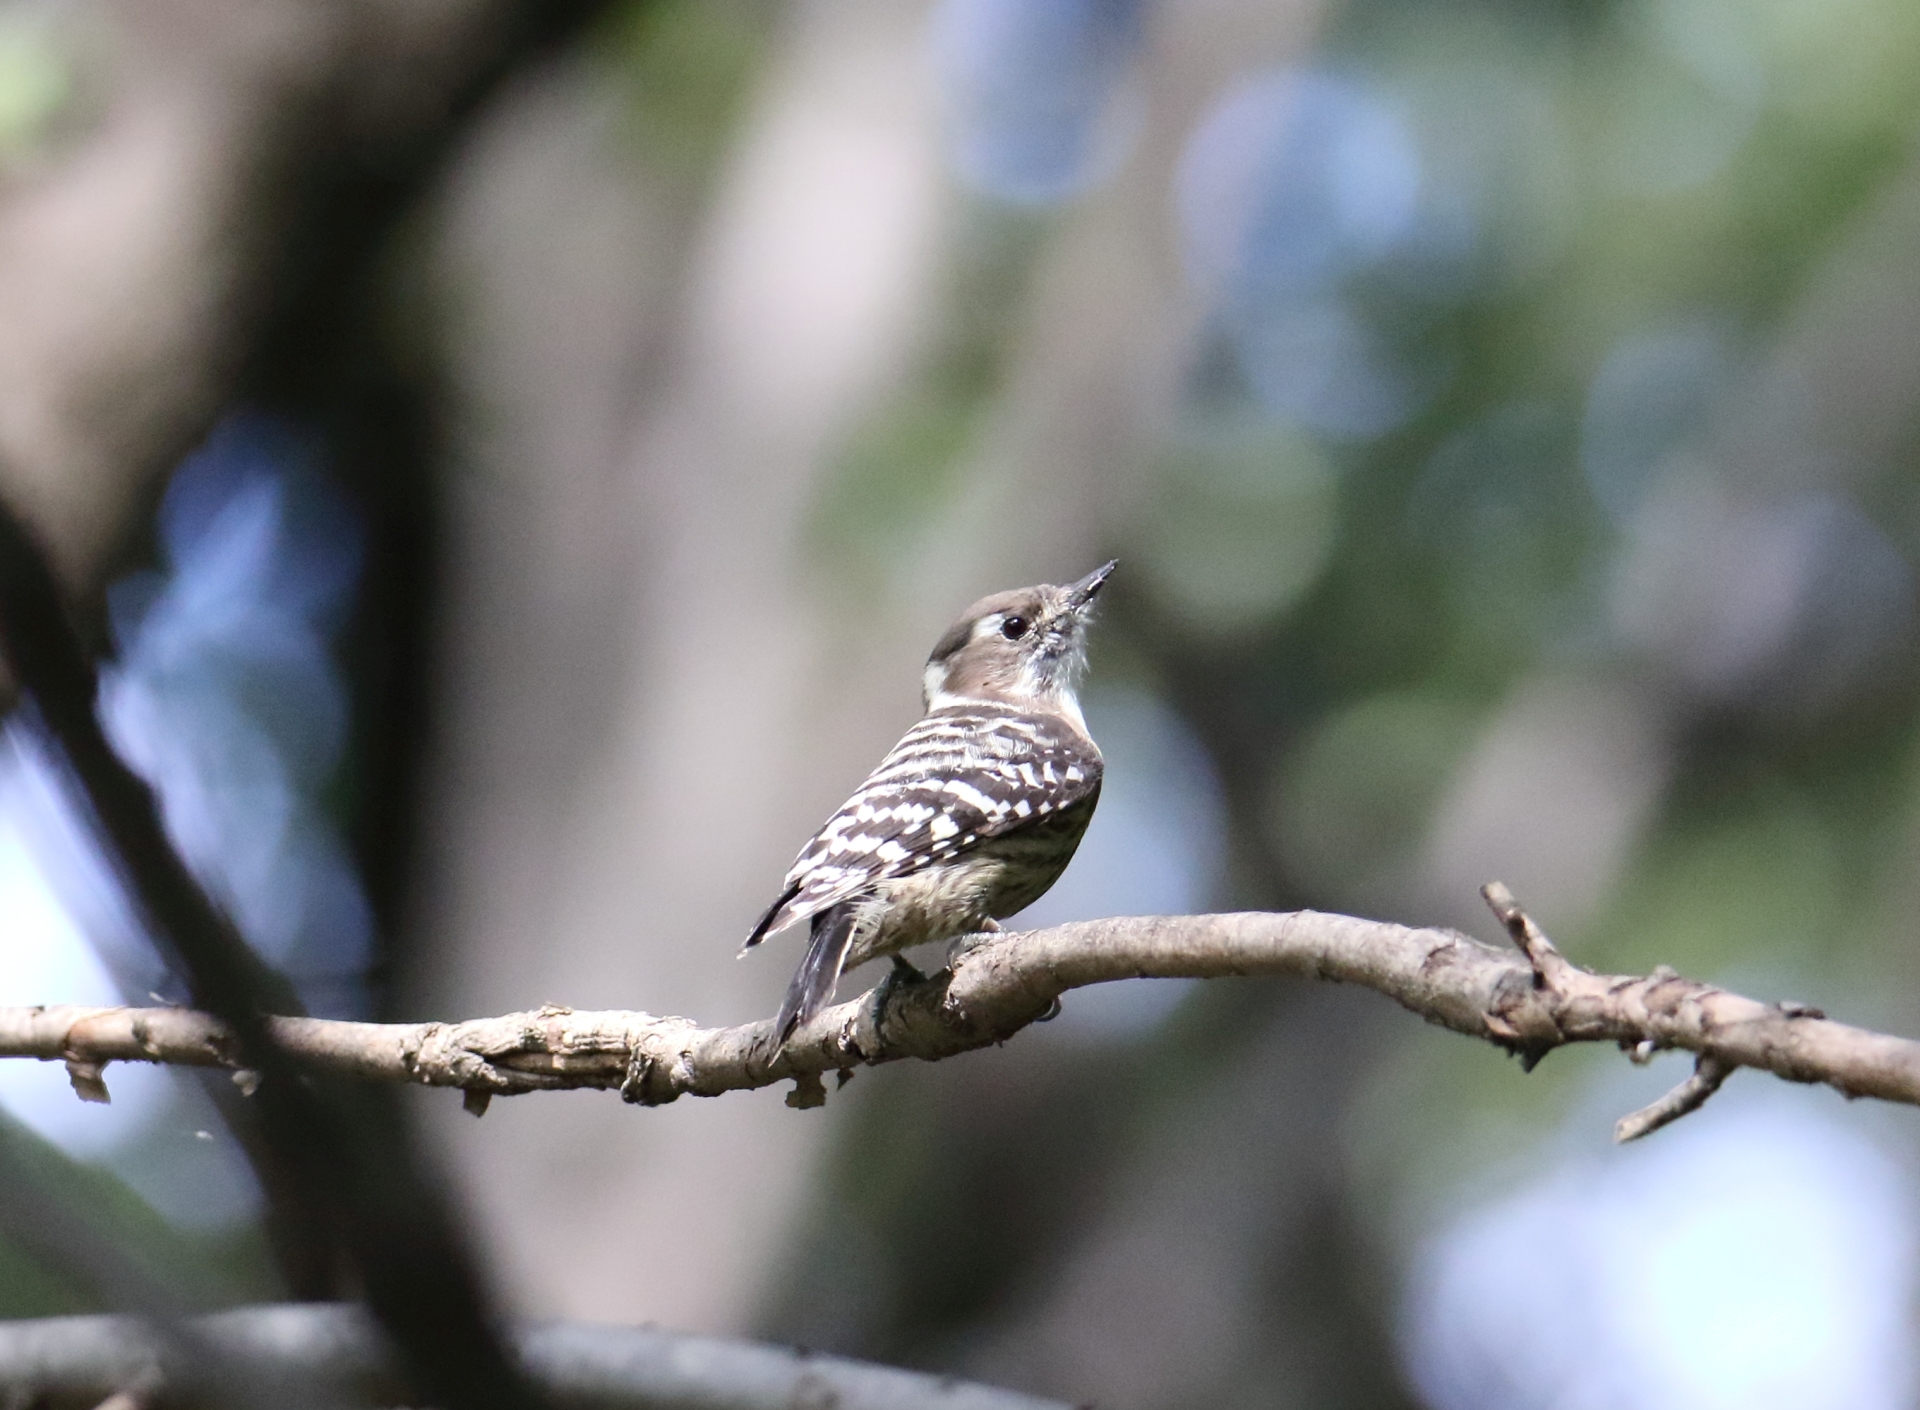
[{"left": 2, "top": 0, "right": 1920, "bottom": 1405}]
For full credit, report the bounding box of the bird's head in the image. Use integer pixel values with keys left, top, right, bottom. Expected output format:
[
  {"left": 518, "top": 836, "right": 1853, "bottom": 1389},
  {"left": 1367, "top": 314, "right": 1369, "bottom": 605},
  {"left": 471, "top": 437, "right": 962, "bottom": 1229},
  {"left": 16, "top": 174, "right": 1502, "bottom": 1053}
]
[{"left": 921, "top": 561, "right": 1116, "bottom": 728}]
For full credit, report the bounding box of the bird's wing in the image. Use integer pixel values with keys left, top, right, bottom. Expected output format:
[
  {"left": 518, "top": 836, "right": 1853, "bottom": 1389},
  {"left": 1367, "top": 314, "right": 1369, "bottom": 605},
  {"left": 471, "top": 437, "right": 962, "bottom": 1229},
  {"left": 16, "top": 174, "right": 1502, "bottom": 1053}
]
[{"left": 741, "top": 701, "right": 1102, "bottom": 948}]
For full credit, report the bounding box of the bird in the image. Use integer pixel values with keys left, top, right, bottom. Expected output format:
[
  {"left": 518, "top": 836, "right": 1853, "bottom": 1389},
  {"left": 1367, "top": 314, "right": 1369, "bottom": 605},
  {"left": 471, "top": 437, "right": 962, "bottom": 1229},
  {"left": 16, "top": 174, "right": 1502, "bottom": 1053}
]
[{"left": 744, "top": 561, "right": 1116, "bottom": 1041}]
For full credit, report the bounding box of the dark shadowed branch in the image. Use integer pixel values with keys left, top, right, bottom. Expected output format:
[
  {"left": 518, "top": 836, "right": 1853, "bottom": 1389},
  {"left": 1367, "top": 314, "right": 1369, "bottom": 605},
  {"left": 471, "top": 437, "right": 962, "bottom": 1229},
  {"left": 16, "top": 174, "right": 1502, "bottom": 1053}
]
[
  {"left": 0, "top": 885, "right": 1906, "bottom": 1139},
  {"left": 0, "top": 0, "right": 644, "bottom": 1403},
  {"left": 0, "top": 503, "right": 538, "bottom": 1409},
  {"left": 0, "top": 1303, "right": 1069, "bottom": 1410}
]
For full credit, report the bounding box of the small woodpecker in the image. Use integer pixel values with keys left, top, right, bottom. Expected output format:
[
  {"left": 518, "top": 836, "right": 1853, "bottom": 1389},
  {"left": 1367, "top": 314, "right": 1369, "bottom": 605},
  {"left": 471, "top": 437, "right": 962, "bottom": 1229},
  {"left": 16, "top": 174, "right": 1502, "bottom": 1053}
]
[{"left": 744, "top": 562, "right": 1116, "bottom": 1040}]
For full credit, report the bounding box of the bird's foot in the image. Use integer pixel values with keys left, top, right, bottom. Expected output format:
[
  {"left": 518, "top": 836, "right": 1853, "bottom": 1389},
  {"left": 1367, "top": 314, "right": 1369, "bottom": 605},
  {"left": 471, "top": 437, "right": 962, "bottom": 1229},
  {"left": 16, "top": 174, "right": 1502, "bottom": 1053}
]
[
  {"left": 870, "top": 953, "right": 926, "bottom": 1025},
  {"left": 946, "top": 921, "right": 1001, "bottom": 967}
]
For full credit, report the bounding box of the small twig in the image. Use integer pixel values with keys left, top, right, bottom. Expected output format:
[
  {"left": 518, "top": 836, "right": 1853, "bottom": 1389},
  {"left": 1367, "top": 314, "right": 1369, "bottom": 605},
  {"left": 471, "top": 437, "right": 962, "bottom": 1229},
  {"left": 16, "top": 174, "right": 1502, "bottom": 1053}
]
[
  {"left": 1480, "top": 883, "right": 1743, "bottom": 1133},
  {"left": 1614, "top": 1054, "right": 1736, "bottom": 1143},
  {"left": 64, "top": 1058, "right": 111, "bottom": 1105},
  {"left": 1480, "top": 881, "right": 1573, "bottom": 986}
]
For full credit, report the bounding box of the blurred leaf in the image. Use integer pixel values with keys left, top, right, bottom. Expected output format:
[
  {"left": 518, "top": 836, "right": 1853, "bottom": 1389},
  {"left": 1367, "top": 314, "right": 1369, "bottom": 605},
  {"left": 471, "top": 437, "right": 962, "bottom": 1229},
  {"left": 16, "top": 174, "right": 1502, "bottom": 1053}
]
[
  {"left": 1593, "top": 781, "right": 1843, "bottom": 977},
  {"left": 0, "top": 10, "right": 70, "bottom": 165},
  {"left": 603, "top": 0, "right": 769, "bottom": 179},
  {"left": 1747, "top": 0, "right": 1920, "bottom": 132},
  {"left": 808, "top": 211, "right": 1049, "bottom": 590},
  {"left": 1268, "top": 689, "right": 1484, "bottom": 903},
  {"left": 809, "top": 395, "right": 981, "bottom": 579},
  {"left": 1401, "top": 400, "right": 1604, "bottom": 652},
  {"left": 1133, "top": 420, "right": 1338, "bottom": 637}
]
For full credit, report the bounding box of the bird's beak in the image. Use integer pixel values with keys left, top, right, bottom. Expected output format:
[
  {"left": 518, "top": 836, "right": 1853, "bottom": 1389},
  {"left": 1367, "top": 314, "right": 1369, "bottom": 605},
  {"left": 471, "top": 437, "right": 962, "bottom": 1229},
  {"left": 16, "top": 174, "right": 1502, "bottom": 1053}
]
[{"left": 1067, "top": 560, "right": 1117, "bottom": 611}]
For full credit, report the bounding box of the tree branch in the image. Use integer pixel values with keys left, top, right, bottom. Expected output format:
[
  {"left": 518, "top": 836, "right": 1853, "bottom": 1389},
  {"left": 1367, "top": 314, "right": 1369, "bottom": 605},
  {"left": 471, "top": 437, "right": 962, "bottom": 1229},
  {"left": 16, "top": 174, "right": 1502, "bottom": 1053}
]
[
  {"left": 0, "top": 1303, "right": 1067, "bottom": 1410},
  {"left": 0, "top": 891, "right": 1904, "bottom": 1136}
]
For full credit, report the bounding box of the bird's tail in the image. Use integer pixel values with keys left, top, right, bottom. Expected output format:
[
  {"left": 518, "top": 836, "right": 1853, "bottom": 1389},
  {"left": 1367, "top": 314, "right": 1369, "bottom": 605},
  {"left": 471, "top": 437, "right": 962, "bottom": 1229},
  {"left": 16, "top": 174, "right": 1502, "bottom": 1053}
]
[{"left": 775, "top": 904, "right": 857, "bottom": 1041}]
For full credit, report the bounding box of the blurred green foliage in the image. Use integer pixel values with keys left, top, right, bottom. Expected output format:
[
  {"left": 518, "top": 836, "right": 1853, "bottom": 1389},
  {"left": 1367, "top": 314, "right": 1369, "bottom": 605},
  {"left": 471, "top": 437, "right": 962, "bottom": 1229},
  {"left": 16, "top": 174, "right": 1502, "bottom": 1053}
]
[
  {"left": 1133, "top": 419, "right": 1338, "bottom": 637},
  {"left": 601, "top": 0, "right": 771, "bottom": 179},
  {"left": 809, "top": 212, "right": 1051, "bottom": 593},
  {"left": 1268, "top": 688, "right": 1483, "bottom": 901},
  {"left": 0, "top": 7, "right": 72, "bottom": 169},
  {"left": 0, "top": 1111, "right": 278, "bottom": 1316},
  {"left": 773, "top": 0, "right": 1920, "bottom": 1388}
]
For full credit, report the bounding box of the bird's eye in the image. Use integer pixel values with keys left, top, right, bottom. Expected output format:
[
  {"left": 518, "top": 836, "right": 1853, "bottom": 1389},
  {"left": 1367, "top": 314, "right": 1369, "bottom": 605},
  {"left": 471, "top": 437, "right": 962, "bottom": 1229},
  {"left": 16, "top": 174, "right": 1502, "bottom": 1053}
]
[{"left": 1000, "top": 615, "right": 1030, "bottom": 641}]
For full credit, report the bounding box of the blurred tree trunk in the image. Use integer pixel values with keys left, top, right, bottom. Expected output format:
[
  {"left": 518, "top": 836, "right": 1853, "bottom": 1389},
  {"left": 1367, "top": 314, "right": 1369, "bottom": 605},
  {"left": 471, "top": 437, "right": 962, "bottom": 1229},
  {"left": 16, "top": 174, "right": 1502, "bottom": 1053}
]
[{"left": 409, "top": 0, "right": 958, "bottom": 1328}]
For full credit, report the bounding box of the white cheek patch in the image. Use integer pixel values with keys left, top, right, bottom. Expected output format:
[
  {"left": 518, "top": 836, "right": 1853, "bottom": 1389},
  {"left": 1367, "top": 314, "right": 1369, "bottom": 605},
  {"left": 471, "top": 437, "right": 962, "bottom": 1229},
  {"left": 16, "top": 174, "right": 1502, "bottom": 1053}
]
[{"left": 924, "top": 660, "right": 956, "bottom": 709}]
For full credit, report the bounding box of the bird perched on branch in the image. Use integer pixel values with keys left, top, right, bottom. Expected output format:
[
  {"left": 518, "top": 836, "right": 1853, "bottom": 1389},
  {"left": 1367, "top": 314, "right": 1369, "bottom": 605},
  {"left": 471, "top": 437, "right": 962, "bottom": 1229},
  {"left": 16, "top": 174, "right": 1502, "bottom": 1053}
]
[{"left": 745, "top": 562, "right": 1115, "bottom": 1040}]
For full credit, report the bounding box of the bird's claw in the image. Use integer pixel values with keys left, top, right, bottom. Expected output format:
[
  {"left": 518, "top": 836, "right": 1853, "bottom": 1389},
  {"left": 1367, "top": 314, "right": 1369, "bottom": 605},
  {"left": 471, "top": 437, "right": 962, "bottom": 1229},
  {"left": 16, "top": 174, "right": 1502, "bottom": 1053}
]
[
  {"left": 947, "top": 924, "right": 1001, "bottom": 967},
  {"left": 871, "top": 953, "right": 926, "bottom": 1025}
]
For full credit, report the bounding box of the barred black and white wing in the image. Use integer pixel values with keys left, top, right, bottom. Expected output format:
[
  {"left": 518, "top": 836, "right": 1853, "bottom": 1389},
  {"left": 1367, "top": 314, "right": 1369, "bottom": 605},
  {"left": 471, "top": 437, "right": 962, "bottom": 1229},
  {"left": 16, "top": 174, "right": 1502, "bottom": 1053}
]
[{"left": 743, "top": 701, "right": 1103, "bottom": 948}]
